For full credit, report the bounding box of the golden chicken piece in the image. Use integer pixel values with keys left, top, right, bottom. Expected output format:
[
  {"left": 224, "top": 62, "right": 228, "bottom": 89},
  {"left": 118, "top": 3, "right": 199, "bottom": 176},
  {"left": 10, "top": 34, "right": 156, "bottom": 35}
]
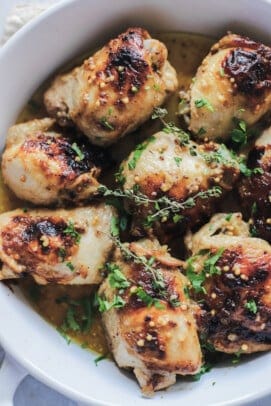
[
  {"left": 119, "top": 130, "right": 240, "bottom": 234},
  {"left": 44, "top": 27, "right": 178, "bottom": 146},
  {"left": 2, "top": 118, "right": 108, "bottom": 206},
  {"left": 239, "top": 126, "right": 271, "bottom": 242},
  {"left": 0, "top": 204, "right": 115, "bottom": 285},
  {"left": 98, "top": 239, "right": 202, "bottom": 395},
  {"left": 189, "top": 33, "right": 271, "bottom": 141},
  {"left": 185, "top": 213, "right": 271, "bottom": 354}
]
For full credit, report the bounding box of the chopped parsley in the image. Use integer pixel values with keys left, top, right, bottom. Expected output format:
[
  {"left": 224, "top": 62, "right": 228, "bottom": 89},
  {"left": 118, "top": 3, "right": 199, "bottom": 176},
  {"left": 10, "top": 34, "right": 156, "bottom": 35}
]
[
  {"left": 95, "top": 294, "right": 126, "bottom": 312},
  {"left": 71, "top": 142, "right": 85, "bottom": 161},
  {"left": 58, "top": 247, "right": 66, "bottom": 261},
  {"left": 134, "top": 286, "right": 165, "bottom": 309},
  {"left": 245, "top": 299, "right": 257, "bottom": 314},
  {"left": 115, "top": 164, "right": 126, "bottom": 185},
  {"left": 94, "top": 354, "right": 107, "bottom": 366},
  {"left": 128, "top": 136, "right": 156, "bottom": 170},
  {"left": 225, "top": 213, "right": 233, "bottom": 222},
  {"left": 230, "top": 118, "right": 248, "bottom": 146},
  {"left": 57, "top": 294, "right": 95, "bottom": 335},
  {"left": 251, "top": 202, "right": 257, "bottom": 215},
  {"left": 63, "top": 221, "right": 81, "bottom": 244},
  {"left": 197, "top": 127, "right": 207, "bottom": 136},
  {"left": 195, "top": 98, "right": 214, "bottom": 112},
  {"left": 173, "top": 214, "right": 183, "bottom": 224},
  {"left": 174, "top": 156, "right": 182, "bottom": 167},
  {"left": 193, "top": 363, "right": 212, "bottom": 381},
  {"left": 232, "top": 349, "right": 242, "bottom": 364},
  {"left": 106, "top": 263, "right": 130, "bottom": 290},
  {"left": 250, "top": 224, "right": 258, "bottom": 237},
  {"left": 57, "top": 327, "right": 71, "bottom": 345},
  {"left": 66, "top": 261, "right": 75, "bottom": 272},
  {"left": 186, "top": 248, "right": 224, "bottom": 294},
  {"left": 100, "top": 116, "right": 114, "bottom": 131},
  {"left": 110, "top": 216, "right": 120, "bottom": 237},
  {"left": 219, "top": 67, "right": 225, "bottom": 77}
]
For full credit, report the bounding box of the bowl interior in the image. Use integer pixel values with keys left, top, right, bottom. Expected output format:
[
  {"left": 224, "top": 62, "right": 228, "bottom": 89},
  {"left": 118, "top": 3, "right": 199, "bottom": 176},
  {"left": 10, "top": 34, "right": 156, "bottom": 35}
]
[{"left": 0, "top": 0, "right": 271, "bottom": 404}]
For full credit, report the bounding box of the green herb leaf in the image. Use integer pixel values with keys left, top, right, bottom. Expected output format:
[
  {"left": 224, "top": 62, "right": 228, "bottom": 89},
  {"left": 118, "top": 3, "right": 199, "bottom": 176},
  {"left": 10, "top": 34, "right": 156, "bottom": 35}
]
[
  {"left": 193, "top": 363, "right": 212, "bottom": 381},
  {"left": 186, "top": 248, "right": 224, "bottom": 294},
  {"left": 195, "top": 98, "right": 214, "bottom": 112},
  {"left": 94, "top": 354, "right": 107, "bottom": 366},
  {"left": 197, "top": 127, "right": 207, "bottom": 136},
  {"left": 58, "top": 247, "right": 66, "bottom": 261},
  {"left": 110, "top": 216, "right": 120, "bottom": 237},
  {"left": 128, "top": 136, "right": 156, "bottom": 170},
  {"left": 71, "top": 142, "right": 85, "bottom": 161},
  {"left": 57, "top": 327, "right": 71, "bottom": 345},
  {"left": 115, "top": 165, "right": 126, "bottom": 186},
  {"left": 63, "top": 221, "right": 81, "bottom": 244},
  {"left": 100, "top": 117, "right": 115, "bottom": 131},
  {"left": 251, "top": 202, "right": 257, "bottom": 215},
  {"left": 245, "top": 299, "right": 257, "bottom": 314},
  {"left": 134, "top": 286, "right": 165, "bottom": 309},
  {"left": 174, "top": 157, "right": 182, "bottom": 167},
  {"left": 96, "top": 294, "right": 126, "bottom": 312},
  {"left": 230, "top": 118, "right": 248, "bottom": 146},
  {"left": 225, "top": 213, "right": 233, "bottom": 222},
  {"left": 66, "top": 261, "right": 75, "bottom": 272},
  {"left": 106, "top": 263, "right": 130, "bottom": 289}
]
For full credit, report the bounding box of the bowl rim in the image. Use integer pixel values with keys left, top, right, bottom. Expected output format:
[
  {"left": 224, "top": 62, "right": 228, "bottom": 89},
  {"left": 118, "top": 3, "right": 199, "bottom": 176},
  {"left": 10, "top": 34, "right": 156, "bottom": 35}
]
[{"left": 1, "top": 0, "right": 271, "bottom": 404}]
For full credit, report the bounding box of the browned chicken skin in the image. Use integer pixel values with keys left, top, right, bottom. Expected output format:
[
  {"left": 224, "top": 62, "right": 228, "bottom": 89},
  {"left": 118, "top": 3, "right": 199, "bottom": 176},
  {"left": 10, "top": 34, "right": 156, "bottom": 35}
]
[
  {"left": 2, "top": 118, "right": 108, "bottom": 206},
  {"left": 44, "top": 28, "right": 178, "bottom": 146},
  {"left": 185, "top": 213, "right": 271, "bottom": 354},
  {"left": 189, "top": 33, "right": 271, "bottom": 141},
  {"left": 0, "top": 205, "right": 115, "bottom": 285},
  {"left": 99, "top": 239, "right": 202, "bottom": 395},
  {"left": 120, "top": 131, "right": 240, "bottom": 235},
  {"left": 239, "top": 127, "right": 271, "bottom": 242}
]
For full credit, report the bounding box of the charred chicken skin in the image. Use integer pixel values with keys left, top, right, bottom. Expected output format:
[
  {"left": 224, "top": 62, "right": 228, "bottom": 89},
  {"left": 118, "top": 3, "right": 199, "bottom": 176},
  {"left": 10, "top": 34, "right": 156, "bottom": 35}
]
[
  {"left": 2, "top": 118, "right": 108, "bottom": 206},
  {"left": 189, "top": 34, "right": 271, "bottom": 141},
  {"left": 44, "top": 28, "right": 178, "bottom": 146},
  {"left": 98, "top": 239, "right": 202, "bottom": 394},
  {"left": 185, "top": 213, "right": 271, "bottom": 354},
  {"left": 0, "top": 204, "right": 115, "bottom": 285}
]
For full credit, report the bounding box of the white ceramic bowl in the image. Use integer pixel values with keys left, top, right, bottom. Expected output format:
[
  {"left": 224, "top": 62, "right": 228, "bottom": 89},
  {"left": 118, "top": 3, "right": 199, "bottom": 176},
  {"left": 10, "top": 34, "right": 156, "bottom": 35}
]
[{"left": 0, "top": 0, "right": 271, "bottom": 404}]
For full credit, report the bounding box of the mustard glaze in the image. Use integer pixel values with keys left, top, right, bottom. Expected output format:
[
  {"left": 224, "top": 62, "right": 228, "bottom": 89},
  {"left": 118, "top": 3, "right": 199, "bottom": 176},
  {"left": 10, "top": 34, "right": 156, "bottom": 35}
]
[{"left": 1, "top": 33, "right": 214, "bottom": 355}]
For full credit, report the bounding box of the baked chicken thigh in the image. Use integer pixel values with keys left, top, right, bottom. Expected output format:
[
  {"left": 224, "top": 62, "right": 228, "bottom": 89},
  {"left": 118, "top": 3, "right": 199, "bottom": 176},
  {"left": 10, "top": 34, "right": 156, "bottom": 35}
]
[
  {"left": 239, "top": 126, "right": 271, "bottom": 242},
  {"left": 44, "top": 28, "right": 178, "bottom": 146},
  {"left": 189, "top": 33, "right": 271, "bottom": 141},
  {"left": 0, "top": 204, "right": 115, "bottom": 285},
  {"left": 98, "top": 239, "right": 202, "bottom": 394},
  {"left": 2, "top": 118, "right": 107, "bottom": 206},
  {"left": 119, "top": 130, "right": 240, "bottom": 233},
  {"left": 185, "top": 213, "right": 271, "bottom": 353}
]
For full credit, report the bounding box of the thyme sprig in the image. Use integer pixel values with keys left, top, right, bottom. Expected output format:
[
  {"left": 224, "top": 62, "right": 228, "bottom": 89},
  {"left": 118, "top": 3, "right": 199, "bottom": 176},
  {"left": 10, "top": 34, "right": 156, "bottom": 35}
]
[
  {"left": 111, "top": 235, "right": 181, "bottom": 307},
  {"left": 151, "top": 107, "right": 190, "bottom": 145},
  {"left": 98, "top": 185, "right": 222, "bottom": 227}
]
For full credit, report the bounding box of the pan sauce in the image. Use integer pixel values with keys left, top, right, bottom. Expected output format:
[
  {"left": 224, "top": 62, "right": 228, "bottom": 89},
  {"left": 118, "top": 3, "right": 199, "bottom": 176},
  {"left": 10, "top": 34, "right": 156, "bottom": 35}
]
[{"left": 0, "top": 33, "right": 214, "bottom": 355}]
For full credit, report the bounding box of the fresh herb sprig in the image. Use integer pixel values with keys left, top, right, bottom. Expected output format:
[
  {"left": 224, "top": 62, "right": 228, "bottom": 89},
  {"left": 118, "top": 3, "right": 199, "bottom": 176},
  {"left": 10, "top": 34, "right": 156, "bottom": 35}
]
[
  {"left": 151, "top": 107, "right": 190, "bottom": 145},
  {"left": 98, "top": 185, "right": 222, "bottom": 227},
  {"left": 111, "top": 235, "right": 181, "bottom": 308}
]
